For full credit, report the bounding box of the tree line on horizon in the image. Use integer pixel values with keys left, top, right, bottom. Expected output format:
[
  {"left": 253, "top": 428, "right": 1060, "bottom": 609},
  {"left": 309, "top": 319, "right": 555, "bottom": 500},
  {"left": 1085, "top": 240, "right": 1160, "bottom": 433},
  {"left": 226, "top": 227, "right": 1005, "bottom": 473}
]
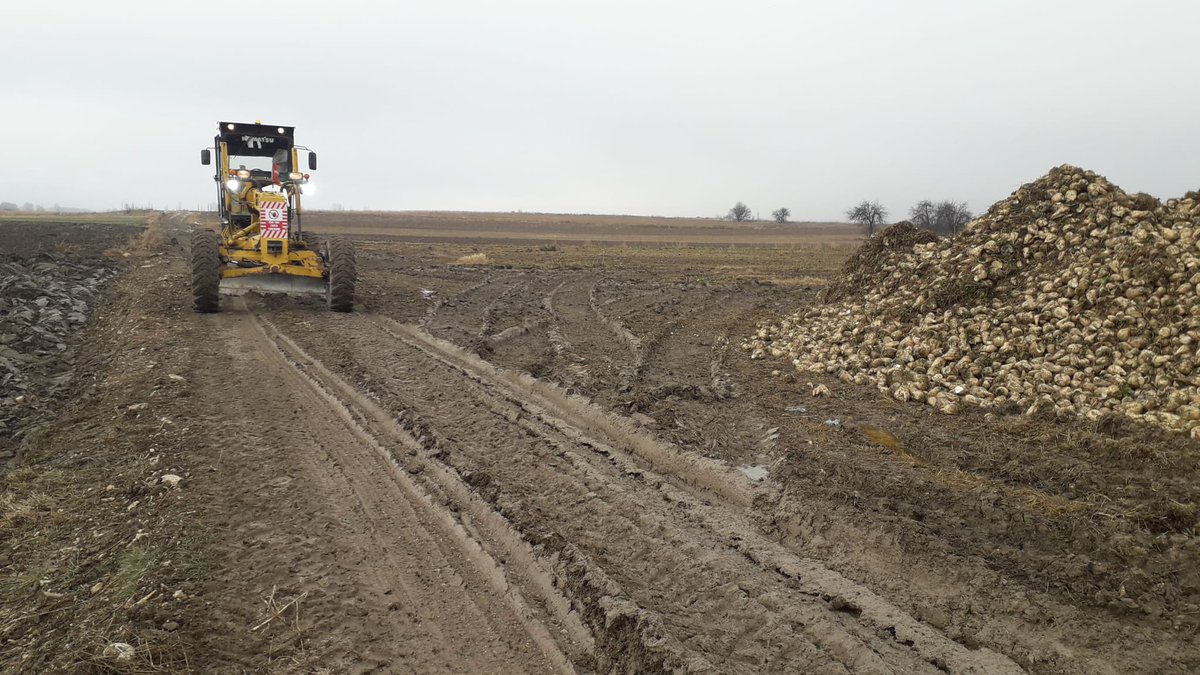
[
  {"left": 0, "top": 201, "right": 48, "bottom": 213},
  {"left": 0, "top": 201, "right": 92, "bottom": 214},
  {"left": 725, "top": 199, "right": 973, "bottom": 236},
  {"left": 844, "top": 199, "right": 972, "bottom": 236}
]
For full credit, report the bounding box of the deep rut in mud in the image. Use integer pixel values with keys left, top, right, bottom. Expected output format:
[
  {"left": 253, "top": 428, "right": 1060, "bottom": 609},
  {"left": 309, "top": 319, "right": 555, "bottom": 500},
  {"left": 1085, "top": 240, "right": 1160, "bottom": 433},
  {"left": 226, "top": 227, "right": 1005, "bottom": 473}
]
[
  {"left": 194, "top": 302, "right": 572, "bottom": 673},
  {"left": 253, "top": 304, "right": 1020, "bottom": 673}
]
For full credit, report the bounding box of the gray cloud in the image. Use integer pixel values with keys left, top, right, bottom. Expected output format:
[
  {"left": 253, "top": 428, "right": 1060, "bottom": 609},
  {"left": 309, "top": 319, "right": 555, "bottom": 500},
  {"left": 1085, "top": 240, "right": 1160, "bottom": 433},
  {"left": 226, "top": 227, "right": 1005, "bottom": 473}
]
[{"left": 1, "top": 0, "right": 1196, "bottom": 220}]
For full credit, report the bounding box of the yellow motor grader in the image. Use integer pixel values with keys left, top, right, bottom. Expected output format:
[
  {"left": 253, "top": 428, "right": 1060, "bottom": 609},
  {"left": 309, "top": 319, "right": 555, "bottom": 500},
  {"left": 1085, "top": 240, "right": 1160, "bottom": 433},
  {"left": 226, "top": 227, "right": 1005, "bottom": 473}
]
[{"left": 193, "top": 121, "right": 354, "bottom": 312}]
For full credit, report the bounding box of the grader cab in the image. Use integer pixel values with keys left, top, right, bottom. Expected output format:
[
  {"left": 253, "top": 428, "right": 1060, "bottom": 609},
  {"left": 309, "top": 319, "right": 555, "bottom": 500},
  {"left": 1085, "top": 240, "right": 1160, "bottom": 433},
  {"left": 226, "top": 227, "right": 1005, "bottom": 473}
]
[{"left": 193, "top": 121, "right": 355, "bottom": 312}]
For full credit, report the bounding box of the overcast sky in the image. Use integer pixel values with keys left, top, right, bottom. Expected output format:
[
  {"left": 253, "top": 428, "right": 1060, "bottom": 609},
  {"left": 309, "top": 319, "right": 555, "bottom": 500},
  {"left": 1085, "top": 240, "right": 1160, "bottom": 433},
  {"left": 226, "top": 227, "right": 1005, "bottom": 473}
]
[{"left": 1, "top": 0, "right": 1197, "bottom": 220}]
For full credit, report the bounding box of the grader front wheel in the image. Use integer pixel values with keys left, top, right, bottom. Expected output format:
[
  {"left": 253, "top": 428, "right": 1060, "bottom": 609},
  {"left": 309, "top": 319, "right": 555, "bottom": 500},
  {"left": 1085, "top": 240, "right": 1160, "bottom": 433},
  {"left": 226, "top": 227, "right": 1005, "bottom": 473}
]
[
  {"left": 326, "top": 236, "right": 356, "bottom": 312},
  {"left": 191, "top": 229, "right": 221, "bottom": 313}
]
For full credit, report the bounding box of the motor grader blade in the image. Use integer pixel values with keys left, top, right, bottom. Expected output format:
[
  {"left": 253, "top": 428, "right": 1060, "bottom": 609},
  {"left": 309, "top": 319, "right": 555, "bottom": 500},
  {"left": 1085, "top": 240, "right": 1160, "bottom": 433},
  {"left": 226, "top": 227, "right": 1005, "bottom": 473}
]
[{"left": 218, "top": 273, "right": 328, "bottom": 296}]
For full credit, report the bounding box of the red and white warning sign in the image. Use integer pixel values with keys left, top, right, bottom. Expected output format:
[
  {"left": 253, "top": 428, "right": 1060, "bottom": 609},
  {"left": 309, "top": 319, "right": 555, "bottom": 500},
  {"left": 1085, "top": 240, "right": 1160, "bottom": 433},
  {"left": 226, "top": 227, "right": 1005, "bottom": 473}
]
[{"left": 260, "top": 202, "right": 289, "bottom": 239}]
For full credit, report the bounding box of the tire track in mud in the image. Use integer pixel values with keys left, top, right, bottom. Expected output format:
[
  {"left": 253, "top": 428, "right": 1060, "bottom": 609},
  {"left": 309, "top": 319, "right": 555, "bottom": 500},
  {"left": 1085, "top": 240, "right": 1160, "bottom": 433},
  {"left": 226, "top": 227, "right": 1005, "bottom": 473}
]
[
  {"left": 481, "top": 277, "right": 561, "bottom": 348},
  {"left": 542, "top": 277, "right": 640, "bottom": 389},
  {"left": 419, "top": 273, "right": 492, "bottom": 330},
  {"left": 271, "top": 311, "right": 1023, "bottom": 674},
  {"left": 379, "top": 317, "right": 756, "bottom": 510},
  {"left": 587, "top": 281, "right": 644, "bottom": 362},
  {"left": 227, "top": 301, "right": 581, "bottom": 674},
  {"left": 542, "top": 280, "right": 575, "bottom": 357},
  {"left": 598, "top": 283, "right": 736, "bottom": 401},
  {"left": 487, "top": 318, "right": 545, "bottom": 347},
  {"left": 249, "top": 310, "right": 675, "bottom": 673},
  {"left": 580, "top": 281, "right": 737, "bottom": 406},
  {"left": 423, "top": 271, "right": 532, "bottom": 350},
  {"left": 476, "top": 278, "right": 529, "bottom": 343},
  {"left": 421, "top": 273, "right": 559, "bottom": 375}
]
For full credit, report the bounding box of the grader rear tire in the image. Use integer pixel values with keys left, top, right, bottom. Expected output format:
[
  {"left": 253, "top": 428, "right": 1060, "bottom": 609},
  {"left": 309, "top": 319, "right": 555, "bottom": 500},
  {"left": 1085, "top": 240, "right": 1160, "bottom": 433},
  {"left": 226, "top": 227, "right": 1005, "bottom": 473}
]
[
  {"left": 190, "top": 229, "right": 221, "bottom": 313},
  {"left": 326, "top": 236, "right": 356, "bottom": 312}
]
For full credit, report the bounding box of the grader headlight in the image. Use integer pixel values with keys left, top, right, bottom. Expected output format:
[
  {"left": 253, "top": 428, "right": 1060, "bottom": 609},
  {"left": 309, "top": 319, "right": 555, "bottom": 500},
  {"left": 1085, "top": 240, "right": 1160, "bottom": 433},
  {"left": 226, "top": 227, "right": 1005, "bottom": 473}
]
[{"left": 225, "top": 178, "right": 241, "bottom": 192}]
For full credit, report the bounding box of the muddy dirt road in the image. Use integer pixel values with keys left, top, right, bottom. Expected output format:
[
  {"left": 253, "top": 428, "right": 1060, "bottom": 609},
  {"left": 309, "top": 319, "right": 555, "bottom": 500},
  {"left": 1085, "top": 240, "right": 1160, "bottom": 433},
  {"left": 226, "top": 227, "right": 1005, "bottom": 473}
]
[{"left": 3, "top": 214, "right": 1196, "bottom": 673}]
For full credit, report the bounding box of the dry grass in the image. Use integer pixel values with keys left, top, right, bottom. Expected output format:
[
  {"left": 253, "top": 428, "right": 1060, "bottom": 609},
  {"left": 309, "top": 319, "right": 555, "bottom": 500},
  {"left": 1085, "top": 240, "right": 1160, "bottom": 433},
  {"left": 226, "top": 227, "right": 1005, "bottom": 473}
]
[
  {"left": 111, "top": 546, "right": 161, "bottom": 603},
  {"left": 134, "top": 223, "right": 165, "bottom": 253},
  {"left": 252, "top": 585, "right": 308, "bottom": 633},
  {"left": 250, "top": 585, "right": 317, "bottom": 671},
  {"left": 454, "top": 253, "right": 490, "bottom": 265},
  {"left": 0, "top": 491, "right": 55, "bottom": 530},
  {"left": 80, "top": 631, "right": 190, "bottom": 674}
]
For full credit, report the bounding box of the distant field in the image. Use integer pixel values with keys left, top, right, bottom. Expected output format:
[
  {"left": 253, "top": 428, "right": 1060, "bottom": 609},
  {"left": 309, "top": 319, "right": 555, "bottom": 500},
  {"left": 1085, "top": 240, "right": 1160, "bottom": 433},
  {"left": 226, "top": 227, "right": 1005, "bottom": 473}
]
[
  {"left": 351, "top": 239, "right": 853, "bottom": 286},
  {"left": 303, "top": 210, "right": 862, "bottom": 247},
  {"left": 0, "top": 212, "right": 150, "bottom": 227}
]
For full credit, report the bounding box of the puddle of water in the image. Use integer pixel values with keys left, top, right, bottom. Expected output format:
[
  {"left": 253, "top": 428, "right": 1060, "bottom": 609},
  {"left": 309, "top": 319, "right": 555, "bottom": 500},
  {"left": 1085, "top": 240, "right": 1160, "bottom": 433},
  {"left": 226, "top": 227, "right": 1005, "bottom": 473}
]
[{"left": 737, "top": 465, "right": 769, "bottom": 482}]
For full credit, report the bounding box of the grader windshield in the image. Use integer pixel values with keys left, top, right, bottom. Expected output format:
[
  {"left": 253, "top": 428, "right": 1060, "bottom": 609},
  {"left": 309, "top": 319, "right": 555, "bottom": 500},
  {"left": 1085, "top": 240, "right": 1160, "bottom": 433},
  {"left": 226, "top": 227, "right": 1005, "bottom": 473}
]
[
  {"left": 228, "top": 155, "right": 274, "bottom": 173},
  {"left": 204, "top": 121, "right": 314, "bottom": 189}
]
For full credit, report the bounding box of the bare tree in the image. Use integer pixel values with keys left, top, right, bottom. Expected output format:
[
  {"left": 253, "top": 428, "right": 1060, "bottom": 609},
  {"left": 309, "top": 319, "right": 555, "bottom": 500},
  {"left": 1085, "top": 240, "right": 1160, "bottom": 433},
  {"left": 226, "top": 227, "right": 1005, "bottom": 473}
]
[
  {"left": 771, "top": 207, "right": 791, "bottom": 223},
  {"left": 909, "top": 200, "right": 936, "bottom": 231},
  {"left": 935, "top": 200, "right": 972, "bottom": 234},
  {"left": 845, "top": 200, "right": 888, "bottom": 236},
  {"left": 909, "top": 199, "right": 972, "bottom": 235},
  {"left": 728, "top": 201, "right": 752, "bottom": 222}
]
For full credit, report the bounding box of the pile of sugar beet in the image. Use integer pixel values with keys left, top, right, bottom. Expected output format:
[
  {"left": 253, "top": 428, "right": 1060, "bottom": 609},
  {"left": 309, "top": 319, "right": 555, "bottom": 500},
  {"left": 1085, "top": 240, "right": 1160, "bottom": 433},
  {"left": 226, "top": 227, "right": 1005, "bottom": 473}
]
[{"left": 745, "top": 165, "right": 1200, "bottom": 436}]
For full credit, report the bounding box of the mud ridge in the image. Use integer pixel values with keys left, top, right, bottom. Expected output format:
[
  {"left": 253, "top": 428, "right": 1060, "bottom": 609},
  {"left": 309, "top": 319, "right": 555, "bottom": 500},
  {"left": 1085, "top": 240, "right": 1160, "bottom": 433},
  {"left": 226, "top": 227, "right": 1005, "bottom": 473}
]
[
  {"left": 477, "top": 276, "right": 529, "bottom": 341},
  {"left": 368, "top": 319, "right": 1024, "bottom": 674},
  {"left": 245, "top": 306, "right": 585, "bottom": 673},
  {"left": 708, "top": 335, "right": 735, "bottom": 399},
  {"left": 588, "top": 280, "right": 644, "bottom": 360},
  {"left": 489, "top": 318, "right": 545, "bottom": 346},
  {"left": 543, "top": 280, "right": 575, "bottom": 357},
  {"left": 420, "top": 274, "right": 492, "bottom": 328},
  {"left": 255, "top": 310, "right": 720, "bottom": 672},
  {"left": 379, "top": 318, "right": 760, "bottom": 509}
]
